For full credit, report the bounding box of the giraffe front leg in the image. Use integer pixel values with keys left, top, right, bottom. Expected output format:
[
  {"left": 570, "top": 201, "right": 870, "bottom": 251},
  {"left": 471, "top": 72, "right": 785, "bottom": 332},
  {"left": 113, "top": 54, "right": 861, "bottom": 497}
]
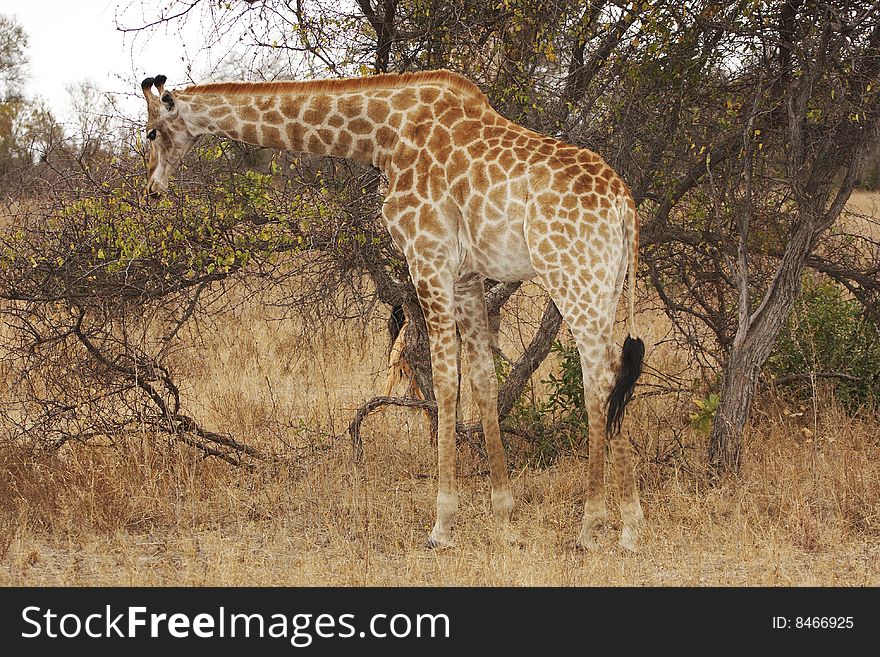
[
  {"left": 429, "top": 491, "right": 458, "bottom": 549},
  {"left": 427, "top": 370, "right": 458, "bottom": 549},
  {"left": 423, "top": 311, "right": 460, "bottom": 550}
]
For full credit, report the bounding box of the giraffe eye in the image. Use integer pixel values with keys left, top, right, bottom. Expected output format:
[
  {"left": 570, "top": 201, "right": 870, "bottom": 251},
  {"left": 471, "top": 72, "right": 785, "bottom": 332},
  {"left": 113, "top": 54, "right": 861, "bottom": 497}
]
[{"left": 146, "top": 128, "right": 157, "bottom": 141}]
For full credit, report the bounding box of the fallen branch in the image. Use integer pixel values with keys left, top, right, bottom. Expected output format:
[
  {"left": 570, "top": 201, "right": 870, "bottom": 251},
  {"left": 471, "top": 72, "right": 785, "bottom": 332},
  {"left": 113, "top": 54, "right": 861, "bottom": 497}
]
[
  {"left": 348, "top": 395, "right": 436, "bottom": 460},
  {"left": 175, "top": 412, "right": 270, "bottom": 463},
  {"left": 347, "top": 395, "right": 492, "bottom": 461}
]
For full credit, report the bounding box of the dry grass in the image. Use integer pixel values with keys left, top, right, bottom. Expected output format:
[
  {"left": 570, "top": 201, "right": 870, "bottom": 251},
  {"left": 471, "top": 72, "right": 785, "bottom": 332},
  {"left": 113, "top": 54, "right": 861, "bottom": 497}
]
[
  {"left": 840, "top": 190, "right": 880, "bottom": 245},
  {"left": 1, "top": 291, "right": 877, "bottom": 587},
  {"left": 0, "top": 199, "right": 878, "bottom": 587},
  {"left": 846, "top": 190, "right": 880, "bottom": 227}
]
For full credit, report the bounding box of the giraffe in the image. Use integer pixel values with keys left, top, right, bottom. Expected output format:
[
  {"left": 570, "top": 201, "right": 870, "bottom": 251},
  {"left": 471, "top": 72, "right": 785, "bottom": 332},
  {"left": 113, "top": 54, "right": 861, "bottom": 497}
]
[{"left": 140, "top": 70, "right": 646, "bottom": 550}]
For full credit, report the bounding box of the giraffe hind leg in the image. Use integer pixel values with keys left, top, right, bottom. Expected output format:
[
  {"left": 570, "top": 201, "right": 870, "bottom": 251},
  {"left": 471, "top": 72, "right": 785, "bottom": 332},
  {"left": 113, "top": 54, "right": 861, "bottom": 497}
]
[
  {"left": 611, "top": 435, "right": 643, "bottom": 552},
  {"left": 535, "top": 273, "right": 642, "bottom": 551},
  {"left": 577, "top": 361, "right": 615, "bottom": 550},
  {"left": 587, "top": 339, "right": 644, "bottom": 552}
]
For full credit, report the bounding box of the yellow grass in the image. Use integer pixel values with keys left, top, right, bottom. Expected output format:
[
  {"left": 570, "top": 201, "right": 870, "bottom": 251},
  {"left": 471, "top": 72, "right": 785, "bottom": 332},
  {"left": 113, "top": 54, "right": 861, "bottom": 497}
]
[
  {"left": 841, "top": 190, "right": 880, "bottom": 242},
  {"left": 0, "top": 197, "right": 878, "bottom": 587},
  {"left": 1, "top": 294, "right": 877, "bottom": 586}
]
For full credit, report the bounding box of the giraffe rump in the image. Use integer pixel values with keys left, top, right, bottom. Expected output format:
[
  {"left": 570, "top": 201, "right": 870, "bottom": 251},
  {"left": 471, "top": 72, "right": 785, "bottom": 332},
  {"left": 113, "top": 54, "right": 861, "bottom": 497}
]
[{"left": 605, "top": 335, "right": 645, "bottom": 437}]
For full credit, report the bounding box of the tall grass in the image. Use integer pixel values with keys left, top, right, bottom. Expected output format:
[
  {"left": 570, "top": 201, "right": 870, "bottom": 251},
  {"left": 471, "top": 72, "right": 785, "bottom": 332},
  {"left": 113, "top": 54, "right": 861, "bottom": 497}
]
[{"left": 1, "top": 283, "right": 877, "bottom": 586}]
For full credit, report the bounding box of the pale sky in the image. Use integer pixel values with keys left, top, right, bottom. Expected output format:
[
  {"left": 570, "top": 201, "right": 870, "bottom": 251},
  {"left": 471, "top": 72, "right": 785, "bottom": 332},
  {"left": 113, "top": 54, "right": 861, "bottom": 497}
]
[{"left": 4, "top": 0, "right": 221, "bottom": 124}]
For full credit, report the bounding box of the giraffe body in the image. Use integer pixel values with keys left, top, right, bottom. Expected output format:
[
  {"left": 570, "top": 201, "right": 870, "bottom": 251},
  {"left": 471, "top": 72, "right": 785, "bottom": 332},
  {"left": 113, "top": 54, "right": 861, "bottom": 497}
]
[{"left": 141, "top": 70, "right": 645, "bottom": 550}]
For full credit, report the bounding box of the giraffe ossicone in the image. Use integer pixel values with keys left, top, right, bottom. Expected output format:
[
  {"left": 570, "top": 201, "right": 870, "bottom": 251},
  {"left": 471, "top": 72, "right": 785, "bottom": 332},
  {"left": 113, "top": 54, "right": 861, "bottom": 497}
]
[{"left": 141, "top": 69, "right": 646, "bottom": 551}]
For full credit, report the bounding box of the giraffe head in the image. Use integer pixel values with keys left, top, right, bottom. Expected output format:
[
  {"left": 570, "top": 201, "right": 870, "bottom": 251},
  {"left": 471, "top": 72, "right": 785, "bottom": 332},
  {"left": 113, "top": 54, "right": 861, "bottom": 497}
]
[{"left": 141, "top": 75, "right": 198, "bottom": 198}]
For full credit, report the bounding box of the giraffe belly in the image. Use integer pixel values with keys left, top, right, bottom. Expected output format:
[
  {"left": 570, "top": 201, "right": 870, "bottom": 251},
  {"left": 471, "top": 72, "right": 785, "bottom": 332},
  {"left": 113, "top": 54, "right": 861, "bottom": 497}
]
[{"left": 462, "top": 224, "right": 536, "bottom": 282}]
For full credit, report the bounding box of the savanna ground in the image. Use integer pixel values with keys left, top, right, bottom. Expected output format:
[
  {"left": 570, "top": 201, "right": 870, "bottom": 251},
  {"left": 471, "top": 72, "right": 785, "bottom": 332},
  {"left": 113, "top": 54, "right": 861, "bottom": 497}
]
[{"left": 0, "top": 195, "right": 878, "bottom": 587}]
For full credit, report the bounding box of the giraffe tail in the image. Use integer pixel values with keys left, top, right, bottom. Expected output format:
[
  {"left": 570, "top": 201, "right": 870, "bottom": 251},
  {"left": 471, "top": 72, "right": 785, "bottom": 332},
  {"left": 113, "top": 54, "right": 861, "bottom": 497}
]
[{"left": 606, "top": 201, "right": 644, "bottom": 437}]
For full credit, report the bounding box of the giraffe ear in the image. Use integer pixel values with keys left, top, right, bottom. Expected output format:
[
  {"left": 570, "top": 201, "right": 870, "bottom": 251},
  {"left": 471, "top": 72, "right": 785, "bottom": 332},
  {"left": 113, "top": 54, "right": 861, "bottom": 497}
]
[{"left": 161, "top": 91, "right": 175, "bottom": 112}]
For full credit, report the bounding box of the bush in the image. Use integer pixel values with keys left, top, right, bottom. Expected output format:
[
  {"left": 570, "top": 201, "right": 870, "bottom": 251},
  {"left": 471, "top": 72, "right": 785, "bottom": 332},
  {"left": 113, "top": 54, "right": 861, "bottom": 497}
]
[
  {"left": 542, "top": 339, "right": 588, "bottom": 425},
  {"left": 767, "top": 279, "right": 880, "bottom": 411},
  {"left": 690, "top": 393, "right": 720, "bottom": 434},
  {"left": 497, "top": 338, "right": 587, "bottom": 467},
  {"left": 0, "top": 141, "right": 390, "bottom": 459}
]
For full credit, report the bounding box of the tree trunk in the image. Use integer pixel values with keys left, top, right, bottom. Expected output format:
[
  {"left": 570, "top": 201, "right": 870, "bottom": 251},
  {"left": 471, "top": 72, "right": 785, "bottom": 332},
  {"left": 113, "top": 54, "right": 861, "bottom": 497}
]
[
  {"left": 497, "top": 300, "right": 562, "bottom": 420},
  {"left": 708, "top": 227, "right": 813, "bottom": 474},
  {"left": 708, "top": 345, "right": 760, "bottom": 473},
  {"left": 708, "top": 182, "right": 864, "bottom": 474}
]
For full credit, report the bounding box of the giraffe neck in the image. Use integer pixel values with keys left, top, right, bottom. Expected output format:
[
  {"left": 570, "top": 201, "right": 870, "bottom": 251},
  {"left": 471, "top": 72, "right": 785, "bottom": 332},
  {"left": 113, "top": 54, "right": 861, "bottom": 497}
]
[{"left": 178, "top": 87, "right": 401, "bottom": 169}]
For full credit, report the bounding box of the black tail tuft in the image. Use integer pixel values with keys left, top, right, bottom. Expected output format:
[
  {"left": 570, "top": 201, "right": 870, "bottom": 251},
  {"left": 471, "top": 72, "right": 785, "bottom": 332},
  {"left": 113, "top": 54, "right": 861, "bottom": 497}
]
[{"left": 605, "top": 335, "right": 645, "bottom": 437}]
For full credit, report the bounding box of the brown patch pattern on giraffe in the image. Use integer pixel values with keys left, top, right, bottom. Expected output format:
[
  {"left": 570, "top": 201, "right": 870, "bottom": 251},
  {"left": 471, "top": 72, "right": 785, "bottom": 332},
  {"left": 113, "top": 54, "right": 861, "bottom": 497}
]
[{"left": 143, "top": 69, "right": 644, "bottom": 551}]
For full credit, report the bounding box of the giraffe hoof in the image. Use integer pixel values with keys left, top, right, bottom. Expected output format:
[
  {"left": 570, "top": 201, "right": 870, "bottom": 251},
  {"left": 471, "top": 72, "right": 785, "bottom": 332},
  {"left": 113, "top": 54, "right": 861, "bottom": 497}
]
[
  {"left": 577, "top": 507, "right": 607, "bottom": 551},
  {"left": 426, "top": 530, "right": 455, "bottom": 550},
  {"left": 491, "top": 489, "right": 515, "bottom": 521},
  {"left": 618, "top": 501, "right": 644, "bottom": 552},
  {"left": 618, "top": 524, "right": 641, "bottom": 552}
]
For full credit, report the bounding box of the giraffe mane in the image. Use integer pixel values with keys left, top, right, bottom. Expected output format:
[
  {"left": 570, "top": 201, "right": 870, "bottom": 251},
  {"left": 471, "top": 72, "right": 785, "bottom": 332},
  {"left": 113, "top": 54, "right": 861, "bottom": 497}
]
[{"left": 178, "top": 70, "right": 489, "bottom": 104}]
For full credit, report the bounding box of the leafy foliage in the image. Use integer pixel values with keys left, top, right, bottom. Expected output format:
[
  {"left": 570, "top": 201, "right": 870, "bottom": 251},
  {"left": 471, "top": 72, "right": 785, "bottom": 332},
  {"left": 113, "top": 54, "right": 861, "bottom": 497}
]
[
  {"left": 690, "top": 393, "right": 720, "bottom": 435},
  {"left": 496, "top": 338, "right": 589, "bottom": 466},
  {"left": 767, "top": 279, "right": 880, "bottom": 411},
  {"left": 542, "top": 339, "right": 586, "bottom": 424},
  {"left": 0, "top": 134, "right": 398, "bottom": 458}
]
